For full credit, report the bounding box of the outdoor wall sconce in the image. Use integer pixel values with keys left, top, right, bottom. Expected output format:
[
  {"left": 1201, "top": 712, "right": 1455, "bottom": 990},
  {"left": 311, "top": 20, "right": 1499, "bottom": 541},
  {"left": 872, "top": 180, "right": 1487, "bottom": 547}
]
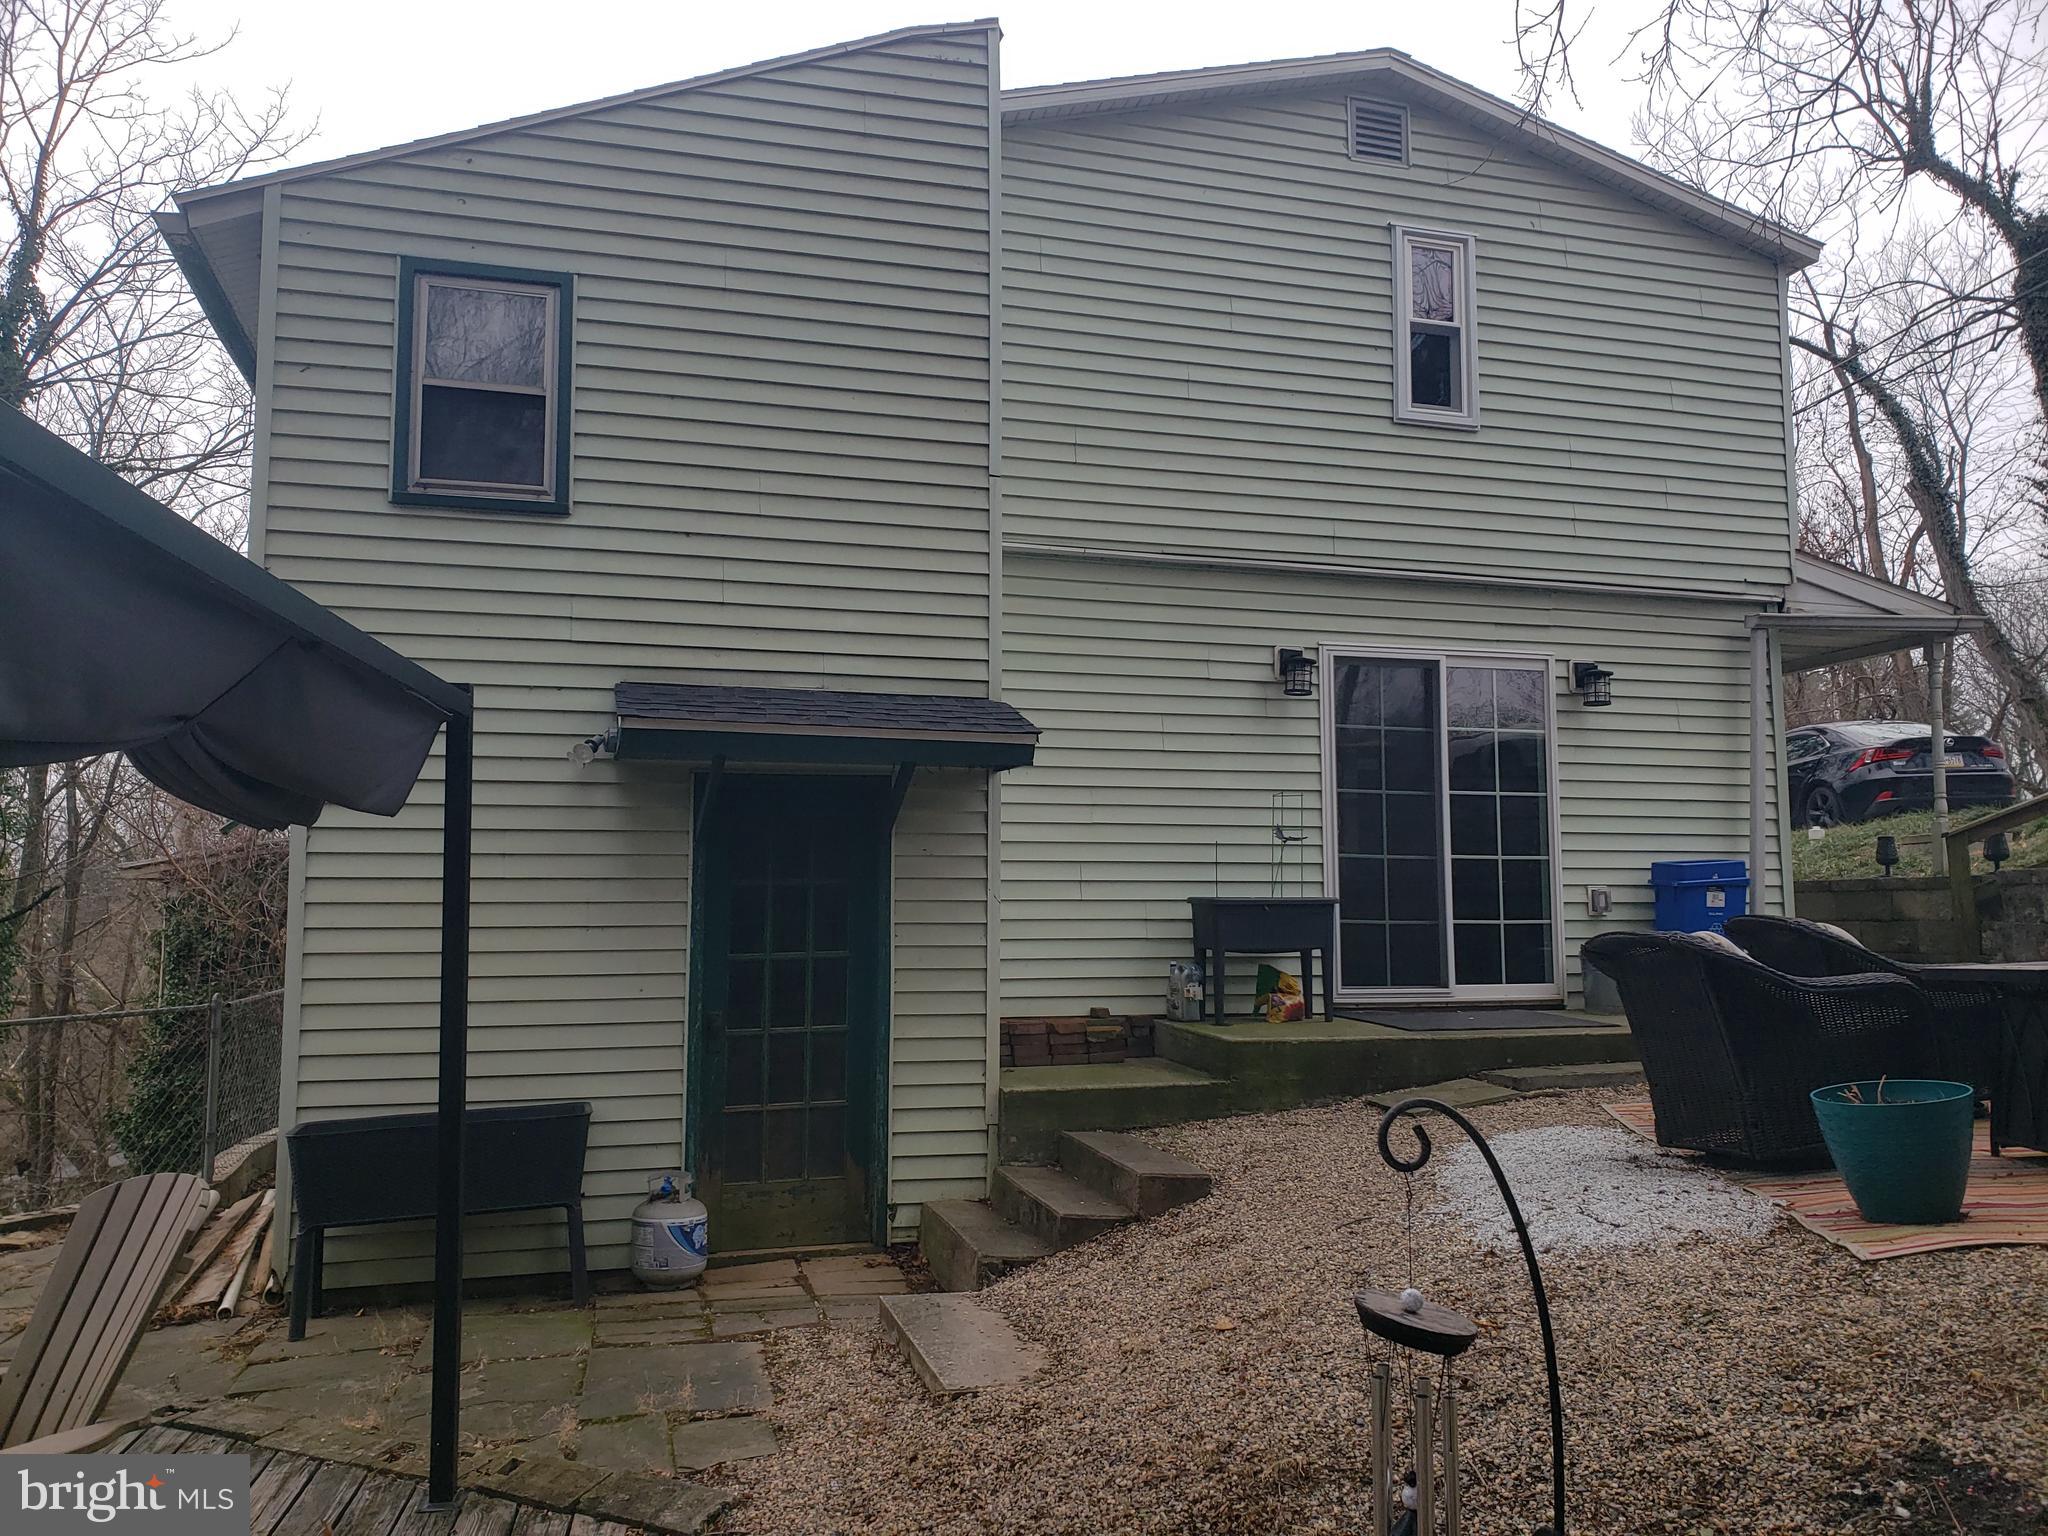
[
  {"left": 1275, "top": 647, "right": 1318, "bottom": 698},
  {"left": 567, "top": 729, "right": 618, "bottom": 765},
  {"left": 1875, "top": 835, "right": 1899, "bottom": 878},
  {"left": 1570, "top": 662, "right": 1614, "bottom": 708},
  {"left": 1355, "top": 1097, "right": 1566, "bottom": 1536},
  {"left": 1985, "top": 831, "right": 2011, "bottom": 870}
]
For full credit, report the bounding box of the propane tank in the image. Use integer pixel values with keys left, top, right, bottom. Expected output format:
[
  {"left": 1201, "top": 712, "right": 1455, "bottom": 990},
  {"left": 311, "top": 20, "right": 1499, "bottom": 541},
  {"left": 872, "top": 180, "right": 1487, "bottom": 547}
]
[{"left": 630, "top": 1172, "right": 708, "bottom": 1285}]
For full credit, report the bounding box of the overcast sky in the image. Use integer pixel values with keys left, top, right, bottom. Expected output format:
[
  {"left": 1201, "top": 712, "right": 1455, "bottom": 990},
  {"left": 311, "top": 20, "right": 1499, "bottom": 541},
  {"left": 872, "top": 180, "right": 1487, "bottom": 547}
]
[{"left": 166, "top": 1, "right": 1654, "bottom": 177}]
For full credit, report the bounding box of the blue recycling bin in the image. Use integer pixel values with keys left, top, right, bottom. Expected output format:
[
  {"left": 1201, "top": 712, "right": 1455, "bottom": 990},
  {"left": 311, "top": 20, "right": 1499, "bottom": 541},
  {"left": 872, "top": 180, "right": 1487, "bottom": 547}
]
[{"left": 1649, "top": 858, "right": 1749, "bottom": 933}]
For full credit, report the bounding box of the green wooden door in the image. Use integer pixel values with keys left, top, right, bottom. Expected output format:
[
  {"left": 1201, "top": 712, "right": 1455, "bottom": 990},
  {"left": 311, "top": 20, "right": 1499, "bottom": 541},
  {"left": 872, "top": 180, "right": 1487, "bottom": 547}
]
[{"left": 693, "top": 776, "right": 886, "bottom": 1252}]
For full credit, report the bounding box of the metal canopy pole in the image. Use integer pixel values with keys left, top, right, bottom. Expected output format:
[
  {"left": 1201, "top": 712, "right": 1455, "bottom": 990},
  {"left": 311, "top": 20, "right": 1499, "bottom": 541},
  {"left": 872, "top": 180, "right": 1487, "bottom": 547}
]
[
  {"left": 1750, "top": 625, "right": 1769, "bottom": 910},
  {"left": 426, "top": 688, "right": 474, "bottom": 1509}
]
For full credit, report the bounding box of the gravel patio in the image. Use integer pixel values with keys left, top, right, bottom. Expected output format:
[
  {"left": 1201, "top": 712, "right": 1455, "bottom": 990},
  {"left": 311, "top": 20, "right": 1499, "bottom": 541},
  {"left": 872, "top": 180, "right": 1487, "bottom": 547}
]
[{"left": 723, "top": 1087, "right": 2047, "bottom": 1536}]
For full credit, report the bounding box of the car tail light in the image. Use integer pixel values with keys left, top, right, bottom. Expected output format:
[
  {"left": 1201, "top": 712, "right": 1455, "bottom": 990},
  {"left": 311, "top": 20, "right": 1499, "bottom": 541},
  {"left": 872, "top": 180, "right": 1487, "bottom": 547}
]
[
  {"left": 1873, "top": 789, "right": 1894, "bottom": 802},
  {"left": 1984, "top": 744, "right": 2005, "bottom": 759},
  {"left": 1848, "top": 746, "right": 1914, "bottom": 771}
]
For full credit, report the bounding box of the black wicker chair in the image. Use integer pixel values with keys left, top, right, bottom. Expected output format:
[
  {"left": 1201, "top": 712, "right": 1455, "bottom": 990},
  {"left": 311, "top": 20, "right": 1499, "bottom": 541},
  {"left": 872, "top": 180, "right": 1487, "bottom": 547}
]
[
  {"left": 1912, "top": 964, "right": 2048, "bottom": 1156},
  {"left": 1725, "top": 914, "right": 2001, "bottom": 1107},
  {"left": 1581, "top": 930, "right": 1943, "bottom": 1164}
]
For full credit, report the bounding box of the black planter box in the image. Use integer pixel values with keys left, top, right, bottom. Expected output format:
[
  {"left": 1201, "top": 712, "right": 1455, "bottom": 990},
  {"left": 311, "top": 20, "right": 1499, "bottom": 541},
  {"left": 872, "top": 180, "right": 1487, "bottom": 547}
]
[{"left": 285, "top": 1100, "right": 592, "bottom": 1338}]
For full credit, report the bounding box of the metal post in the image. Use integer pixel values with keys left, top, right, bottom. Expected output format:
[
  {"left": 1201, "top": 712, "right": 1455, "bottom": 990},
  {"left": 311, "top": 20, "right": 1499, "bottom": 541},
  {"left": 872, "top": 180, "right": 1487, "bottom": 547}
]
[
  {"left": 1370, "top": 1362, "right": 1391, "bottom": 1536},
  {"left": 1750, "top": 624, "right": 1769, "bottom": 911},
  {"left": 1928, "top": 641, "right": 1950, "bottom": 879},
  {"left": 1412, "top": 1381, "right": 1436, "bottom": 1534},
  {"left": 199, "top": 995, "right": 223, "bottom": 1182},
  {"left": 1442, "top": 1386, "right": 1461, "bottom": 1536},
  {"left": 426, "top": 692, "right": 473, "bottom": 1510}
]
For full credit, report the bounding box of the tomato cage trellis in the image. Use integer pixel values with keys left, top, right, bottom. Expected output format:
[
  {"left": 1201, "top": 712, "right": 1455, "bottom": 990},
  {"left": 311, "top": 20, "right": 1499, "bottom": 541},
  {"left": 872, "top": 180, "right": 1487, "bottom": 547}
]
[{"left": 1354, "top": 1096, "right": 1566, "bottom": 1536}]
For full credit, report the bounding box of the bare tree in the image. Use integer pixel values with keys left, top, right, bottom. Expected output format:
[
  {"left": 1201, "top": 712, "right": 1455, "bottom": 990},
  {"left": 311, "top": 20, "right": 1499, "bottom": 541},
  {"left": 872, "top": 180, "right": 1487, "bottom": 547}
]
[
  {"left": 1, "top": 1, "right": 304, "bottom": 1204},
  {"left": 1514, "top": 0, "right": 2048, "bottom": 757}
]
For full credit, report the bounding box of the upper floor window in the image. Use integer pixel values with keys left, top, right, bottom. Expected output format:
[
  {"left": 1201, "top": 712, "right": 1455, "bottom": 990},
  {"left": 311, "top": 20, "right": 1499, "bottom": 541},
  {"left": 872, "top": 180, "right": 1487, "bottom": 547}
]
[
  {"left": 1391, "top": 226, "right": 1479, "bottom": 431},
  {"left": 392, "top": 258, "right": 573, "bottom": 514}
]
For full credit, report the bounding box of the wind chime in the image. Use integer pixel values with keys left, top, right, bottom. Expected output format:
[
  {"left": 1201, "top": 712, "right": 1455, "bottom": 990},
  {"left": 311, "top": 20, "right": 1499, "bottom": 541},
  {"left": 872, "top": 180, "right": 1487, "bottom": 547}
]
[{"left": 1353, "top": 1096, "right": 1567, "bottom": 1536}]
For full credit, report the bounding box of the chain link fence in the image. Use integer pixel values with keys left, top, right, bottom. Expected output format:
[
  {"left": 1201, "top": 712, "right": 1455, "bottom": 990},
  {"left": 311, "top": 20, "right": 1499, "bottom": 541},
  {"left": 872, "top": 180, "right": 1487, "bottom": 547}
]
[{"left": 0, "top": 990, "right": 283, "bottom": 1217}]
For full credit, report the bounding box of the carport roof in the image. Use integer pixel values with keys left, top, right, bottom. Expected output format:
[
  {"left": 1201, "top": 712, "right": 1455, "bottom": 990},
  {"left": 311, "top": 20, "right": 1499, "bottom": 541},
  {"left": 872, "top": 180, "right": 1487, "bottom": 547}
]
[{"left": 1757, "top": 556, "right": 1983, "bottom": 671}]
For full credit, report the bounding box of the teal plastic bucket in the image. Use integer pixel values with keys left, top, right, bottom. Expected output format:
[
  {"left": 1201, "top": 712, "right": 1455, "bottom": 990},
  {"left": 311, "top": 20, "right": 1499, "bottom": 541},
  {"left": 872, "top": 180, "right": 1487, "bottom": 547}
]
[{"left": 1810, "top": 1080, "right": 1974, "bottom": 1225}]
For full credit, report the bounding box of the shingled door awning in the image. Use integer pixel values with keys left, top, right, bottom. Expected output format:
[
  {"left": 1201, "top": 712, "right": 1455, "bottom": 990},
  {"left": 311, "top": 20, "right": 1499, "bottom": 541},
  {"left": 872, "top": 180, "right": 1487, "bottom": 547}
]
[{"left": 609, "top": 682, "right": 1040, "bottom": 770}]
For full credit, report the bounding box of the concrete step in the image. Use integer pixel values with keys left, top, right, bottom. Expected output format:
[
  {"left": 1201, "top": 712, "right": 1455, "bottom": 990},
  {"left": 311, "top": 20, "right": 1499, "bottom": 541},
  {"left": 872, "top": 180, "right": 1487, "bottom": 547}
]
[
  {"left": 879, "top": 1293, "right": 1045, "bottom": 1397},
  {"left": 1365, "top": 1077, "right": 1522, "bottom": 1111},
  {"left": 1057, "top": 1130, "right": 1212, "bottom": 1218},
  {"left": 998, "top": 1058, "right": 1230, "bottom": 1162},
  {"left": 1477, "top": 1061, "right": 1646, "bottom": 1093},
  {"left": 918, "top": 1198, "right": 1051, "bottom": 1293},
  {"left": 993, "top": 1164, "right": 1133, "bottom": 1250}
]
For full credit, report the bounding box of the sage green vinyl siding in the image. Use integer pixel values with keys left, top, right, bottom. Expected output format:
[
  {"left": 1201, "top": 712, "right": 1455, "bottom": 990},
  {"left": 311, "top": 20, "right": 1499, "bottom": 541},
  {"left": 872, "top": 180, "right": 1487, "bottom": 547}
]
[
  {"left": 263, "top": 28, "right": 998, "bottom": 1285},
  {"left": 1000, "top": 91, "right": 1794, "bottom": 595},
  {"left": 998, "top": 553, "right": 1784, "bottom": 1014}
]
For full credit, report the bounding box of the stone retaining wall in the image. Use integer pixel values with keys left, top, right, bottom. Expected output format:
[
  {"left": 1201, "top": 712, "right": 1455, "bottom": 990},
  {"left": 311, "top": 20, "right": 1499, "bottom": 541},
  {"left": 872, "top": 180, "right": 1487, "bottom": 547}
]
[{"left": 1796, "top": 868, "right": 2048, "bottom": 963}]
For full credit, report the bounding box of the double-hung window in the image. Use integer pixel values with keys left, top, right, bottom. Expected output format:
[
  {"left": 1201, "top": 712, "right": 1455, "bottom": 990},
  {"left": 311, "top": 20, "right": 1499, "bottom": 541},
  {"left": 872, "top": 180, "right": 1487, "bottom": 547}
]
[
  {"left": 1391, "top": 226, "right": 1479, "bottom": 430},
  {"left": 392, "top": 258, "right": 573, "bottom": 514}
]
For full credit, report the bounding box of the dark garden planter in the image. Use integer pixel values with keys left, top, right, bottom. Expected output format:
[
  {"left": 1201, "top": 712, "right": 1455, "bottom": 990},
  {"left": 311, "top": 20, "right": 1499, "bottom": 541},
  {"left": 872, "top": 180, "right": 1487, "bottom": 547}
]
[{"left": 1810, "top": 1080, "right": 1974, "bottom": 1225}]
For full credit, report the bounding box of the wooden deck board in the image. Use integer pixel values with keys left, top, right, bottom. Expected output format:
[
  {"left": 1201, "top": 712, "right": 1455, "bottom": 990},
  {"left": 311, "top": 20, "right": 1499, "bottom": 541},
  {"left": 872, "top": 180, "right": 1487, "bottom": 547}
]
[
  {"left": 248, "top": 1452, "right": 324, "bottom": 1532},
  {"left": 266, "top": 1458, "right": 372, "bottom": 1536},
  {"left": 334, "top": 1470, "right": 420, "bottom": 1536},
  {"left": 508, "top": 1506, "right": 574, "bottom": 1536}
]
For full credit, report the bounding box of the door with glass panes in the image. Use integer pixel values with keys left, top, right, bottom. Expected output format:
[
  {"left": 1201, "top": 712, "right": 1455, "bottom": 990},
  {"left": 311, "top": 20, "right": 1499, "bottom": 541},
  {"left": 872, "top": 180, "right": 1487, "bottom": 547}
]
[
  {"left": 691, "top": 776, "right": 886, "bottom": 1251},
  {"left": 1324, "top": 652, "right": 1561, "bottom": 1000}
]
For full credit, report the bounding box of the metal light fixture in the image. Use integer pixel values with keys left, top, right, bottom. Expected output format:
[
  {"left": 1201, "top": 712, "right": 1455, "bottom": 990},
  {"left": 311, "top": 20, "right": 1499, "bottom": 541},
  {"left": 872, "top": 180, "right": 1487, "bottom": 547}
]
[
  {"left": 1875, "top": 834, "right": 1899, "bottom": 878},
  {"left": 1985, "top": 831, "right": 2011, "bottom": 870},
  {"left": 1570, "top": 662, "right": 1614, "bottom": 708},
  {"left": 1275, "top": 647, "right": 1317, "bottom": 698},
  {"left": 567, "top": 729, "right": 617, "bottom": 765}
]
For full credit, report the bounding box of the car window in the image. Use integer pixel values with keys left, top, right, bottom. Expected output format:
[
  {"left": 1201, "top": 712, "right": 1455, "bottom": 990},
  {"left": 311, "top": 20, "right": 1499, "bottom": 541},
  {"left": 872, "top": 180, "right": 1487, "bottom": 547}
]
[{"left": 1786, "top": 732, "right": 1828, "bottom": 763}]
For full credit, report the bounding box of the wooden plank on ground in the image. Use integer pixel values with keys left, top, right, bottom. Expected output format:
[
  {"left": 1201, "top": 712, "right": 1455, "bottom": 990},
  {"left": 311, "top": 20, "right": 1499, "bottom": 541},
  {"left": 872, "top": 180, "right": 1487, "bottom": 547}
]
[
  {"left": 247, "top": 1452, "right": 322, "bottom": 1532},
  {"left": 508, "top": 1507, "right": 574, "bottom": 1536},
  {"left": 265, "top": 1458, "right": 371, "bottom": 1536},
  {"left": 168, "top": 1198, "right": 269, "bottom": 1320},
  {"left": 451, "top": 1495, "right": 520, "bottom": 1536},
  {"left": 168, "top": 1194, "right": 262, "bottom": 1308},
  {"left": 333, "top": 1470, "right": 421, "bottom": 1536}
]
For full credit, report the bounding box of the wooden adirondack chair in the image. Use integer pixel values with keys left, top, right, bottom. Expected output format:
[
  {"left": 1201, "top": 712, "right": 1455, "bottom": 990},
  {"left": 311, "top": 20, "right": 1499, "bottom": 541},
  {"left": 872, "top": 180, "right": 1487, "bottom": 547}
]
[{"left": 0, "top": 1172, "right": 213, "bottom": 1454}]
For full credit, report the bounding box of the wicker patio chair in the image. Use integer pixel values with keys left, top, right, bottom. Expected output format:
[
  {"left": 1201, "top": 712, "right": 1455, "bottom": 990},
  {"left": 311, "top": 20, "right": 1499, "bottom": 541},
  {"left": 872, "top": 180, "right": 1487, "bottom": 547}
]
[
  {"left": 1725, "top": 914, "right": 2001, "bottom": 1105},
  {"left": 1911, "top": 964, "right": 2048, "bottom": 1156},
  {"left": 1581, "top": 930, "right": 1943, "bottom": 1164}
]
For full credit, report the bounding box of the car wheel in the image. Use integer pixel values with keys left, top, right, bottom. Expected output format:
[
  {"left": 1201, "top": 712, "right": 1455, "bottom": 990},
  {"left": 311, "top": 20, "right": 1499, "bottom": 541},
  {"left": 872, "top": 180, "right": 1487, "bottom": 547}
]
[{"left": 1805, "top": 786, "right": 1842, "bottom": 828}]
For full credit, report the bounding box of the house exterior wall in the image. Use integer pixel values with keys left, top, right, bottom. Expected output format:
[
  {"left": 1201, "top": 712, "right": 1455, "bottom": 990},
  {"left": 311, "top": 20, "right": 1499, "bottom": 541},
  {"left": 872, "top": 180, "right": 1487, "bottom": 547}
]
[
  {"left": 999, "top": 89, "right": 1794, "bottom": 596},
  {"left": 998, "top": 554, "right": 1783, "bottom": 1013},
  {"left": 262, "top": 25, "right": 1001, "bottom": 1283},
  {"left": 993, "top": 88, "right": 1796, "bottom": 1015}
]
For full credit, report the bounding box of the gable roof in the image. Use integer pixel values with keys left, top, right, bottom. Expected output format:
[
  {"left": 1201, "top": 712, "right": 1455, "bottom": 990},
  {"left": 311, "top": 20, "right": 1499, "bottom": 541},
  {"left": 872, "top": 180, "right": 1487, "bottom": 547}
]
[
  {"left": 159, "top": 21, "right": 1819, "bottom": 379},
  {"left": 1003, "top": 49, "right": 1821, "bottom": 269}
]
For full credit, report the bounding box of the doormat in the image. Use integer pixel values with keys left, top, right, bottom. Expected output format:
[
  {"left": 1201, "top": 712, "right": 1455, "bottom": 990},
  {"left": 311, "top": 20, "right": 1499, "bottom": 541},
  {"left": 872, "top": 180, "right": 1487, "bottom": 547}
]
[
  {"left": 1605, "top": 1099, "right": 2048, "bottom": 1259},
  {"left": 1336, "top": 1006, "right": 1614, "bottom": 1032}
]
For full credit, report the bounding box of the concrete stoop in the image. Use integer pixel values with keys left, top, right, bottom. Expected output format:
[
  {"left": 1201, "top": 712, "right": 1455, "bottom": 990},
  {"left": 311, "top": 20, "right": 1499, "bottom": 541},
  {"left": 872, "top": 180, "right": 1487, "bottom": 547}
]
[{"left": 917, "top": 1130, "right": 1212, "bottom": 1294}]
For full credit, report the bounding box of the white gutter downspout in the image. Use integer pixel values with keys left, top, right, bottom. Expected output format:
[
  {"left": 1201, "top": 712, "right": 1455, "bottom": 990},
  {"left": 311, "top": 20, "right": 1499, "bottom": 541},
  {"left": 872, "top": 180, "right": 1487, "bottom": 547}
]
[{"left": 1750, "top": 624, "right": 1770, "bottom": 912}]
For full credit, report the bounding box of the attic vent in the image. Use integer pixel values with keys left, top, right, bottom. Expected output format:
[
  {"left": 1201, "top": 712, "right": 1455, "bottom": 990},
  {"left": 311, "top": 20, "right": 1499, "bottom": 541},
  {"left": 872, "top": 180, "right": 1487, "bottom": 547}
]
[{"left": 1348, "top": 98, "right": 1409, "bottom": 165}]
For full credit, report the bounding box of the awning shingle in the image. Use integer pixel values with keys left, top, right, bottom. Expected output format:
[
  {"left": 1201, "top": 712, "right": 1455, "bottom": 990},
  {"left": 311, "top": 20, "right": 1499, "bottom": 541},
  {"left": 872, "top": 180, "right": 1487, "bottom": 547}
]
[{"left": 612, "top": 682, "right": 1038, "bottom": 770}]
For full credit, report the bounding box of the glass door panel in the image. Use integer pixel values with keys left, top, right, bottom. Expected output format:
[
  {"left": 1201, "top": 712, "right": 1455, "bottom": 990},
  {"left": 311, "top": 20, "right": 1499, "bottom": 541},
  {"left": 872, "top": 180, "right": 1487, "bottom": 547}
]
[
  {"left": 1446, "top": 663, "right": 1554, "bottom": 988},
  {"left": 1331, "top": 653, "right": 1558, "bottom": 998},
  {"left": 1331, "top": 657, "right": 1445, "bottom": 990}
]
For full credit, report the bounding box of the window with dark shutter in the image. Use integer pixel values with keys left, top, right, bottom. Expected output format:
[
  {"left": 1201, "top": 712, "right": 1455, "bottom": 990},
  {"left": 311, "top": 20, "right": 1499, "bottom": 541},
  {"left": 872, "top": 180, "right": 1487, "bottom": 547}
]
[{"left": 1348, "top": 98, "right": 1409, "bottom": 165}]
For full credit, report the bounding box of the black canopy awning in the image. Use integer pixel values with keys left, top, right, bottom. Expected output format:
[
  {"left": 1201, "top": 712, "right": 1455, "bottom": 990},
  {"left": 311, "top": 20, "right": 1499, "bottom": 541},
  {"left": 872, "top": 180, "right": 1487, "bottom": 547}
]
[
  {"left": 0, "top": 409, "right": 469, "bottom": 825},
  {"left": 611, "top": 681, "right": 1039, "bottom": 770}
]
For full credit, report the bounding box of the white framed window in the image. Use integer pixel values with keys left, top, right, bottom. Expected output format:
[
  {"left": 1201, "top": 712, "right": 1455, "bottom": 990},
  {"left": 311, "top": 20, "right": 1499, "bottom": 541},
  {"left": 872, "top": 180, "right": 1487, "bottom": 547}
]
[
  {"left": 1391, "top": 226, "right": 1480, "bottom": 430},
  {"left": 392, "top": 258, "right": 573, "bottom": 514}
]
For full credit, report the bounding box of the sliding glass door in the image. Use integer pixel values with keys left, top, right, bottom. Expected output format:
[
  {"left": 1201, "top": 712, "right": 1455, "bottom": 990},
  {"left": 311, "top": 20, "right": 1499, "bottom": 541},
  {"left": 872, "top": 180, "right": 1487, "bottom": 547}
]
[{"left": 1324, "top": 650, "right": 1560, "bottom": 1001}]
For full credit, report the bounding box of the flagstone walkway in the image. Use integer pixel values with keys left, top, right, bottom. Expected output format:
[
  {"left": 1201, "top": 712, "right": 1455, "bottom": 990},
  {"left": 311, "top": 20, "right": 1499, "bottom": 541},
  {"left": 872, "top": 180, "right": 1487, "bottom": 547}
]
[{"left": 2, "top": 1243, "right": 910, "bottom": 1534}]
